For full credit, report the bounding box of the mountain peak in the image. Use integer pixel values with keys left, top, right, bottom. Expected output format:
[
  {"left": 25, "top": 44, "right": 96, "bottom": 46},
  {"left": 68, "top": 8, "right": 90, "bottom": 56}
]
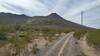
[
  {"left": 47, "top": 13, "right": 63, "bottom": 19},
  {"left": 28, "top": 12, "right": 93, "bottom": 30},
  {"left": 48, "top": 13, "right": 60, "bottom": 17}
]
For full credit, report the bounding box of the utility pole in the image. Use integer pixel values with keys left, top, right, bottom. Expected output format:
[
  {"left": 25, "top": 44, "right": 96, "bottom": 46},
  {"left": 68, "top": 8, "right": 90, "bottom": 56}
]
[{"left": 81, "top": 11, "right": 83, "bottom": 25}]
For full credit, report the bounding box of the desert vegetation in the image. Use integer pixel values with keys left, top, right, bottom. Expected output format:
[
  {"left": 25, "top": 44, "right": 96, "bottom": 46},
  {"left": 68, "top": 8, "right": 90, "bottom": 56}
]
[
  {"left": 73, "top": 29, "right": 87, "bottom": 40},
  {"left": 0, "top": 24, "right": 72, "bottom": 56},
  {"left": 77, "top": 52, "right": 86, "bottom": 56},
  {"left": 87, "top": 29, "right": 100, "bottom": 49},
  {"left": 0, "top": 23, "right": 99, "bottom": 56},
  {"left": 0, "top": 24, "right": 36, "bottom": 56}
]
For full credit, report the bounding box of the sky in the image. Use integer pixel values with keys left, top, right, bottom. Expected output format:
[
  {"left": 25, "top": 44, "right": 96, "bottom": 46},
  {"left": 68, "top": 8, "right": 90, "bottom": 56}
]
[{"left": 0, "top": 0, "right": 100, "bottom": 28}]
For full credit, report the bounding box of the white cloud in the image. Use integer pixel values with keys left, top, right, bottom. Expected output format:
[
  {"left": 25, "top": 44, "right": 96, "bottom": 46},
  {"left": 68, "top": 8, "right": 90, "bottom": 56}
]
[
  {"left": 63, "top": 0, "right": 100, "bottom": 18},
  {"left": 0, "top": 0, "right": 48, "bottom": 16}
]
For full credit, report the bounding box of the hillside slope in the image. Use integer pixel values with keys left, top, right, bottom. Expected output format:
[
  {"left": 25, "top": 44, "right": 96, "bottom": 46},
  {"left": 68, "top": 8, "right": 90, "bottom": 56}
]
[
  {"left": 0, "top": 12, "right": 93, "bottom": 30},
  {"left": 0, "top": 12, "right": 30, "bottom": 24},
  {"left": 28, "top": 13, "right": 92, "bottom": 29}
]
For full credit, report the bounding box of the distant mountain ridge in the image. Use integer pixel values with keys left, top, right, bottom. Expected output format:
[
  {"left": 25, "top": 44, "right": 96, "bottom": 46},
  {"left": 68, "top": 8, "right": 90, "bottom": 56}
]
[
  {"left": 0, "top": 12, "right": 93, "bottom": 29},
  {"left": 29, "top": 13, "right": 93, "bottom": 29},
  {"left": 0, "top": 12, "right": 30, "bottom": 24}
]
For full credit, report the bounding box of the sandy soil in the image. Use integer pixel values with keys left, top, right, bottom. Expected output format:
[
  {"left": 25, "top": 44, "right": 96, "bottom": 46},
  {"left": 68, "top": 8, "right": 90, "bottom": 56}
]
[
  {"left": 79, "top": 36, "right": 100, "bottom": 56},
  {"left": 27, "top": 37, "right": 49, "bottom": 51},
  {"left": 34, "top": 37, "right": 49, "bottom": 48}
]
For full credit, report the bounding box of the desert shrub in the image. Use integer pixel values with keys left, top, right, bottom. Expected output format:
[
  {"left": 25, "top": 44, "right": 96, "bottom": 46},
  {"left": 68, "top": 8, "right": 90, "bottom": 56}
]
[
  {"left": 8, "top": 36, "right": 28, "bottom": 56},
  {"left": 41, "top": 27, "right": 71, "bottom": 34},
  {"left": 0, "top": 32, "right": 7, "bottom": 41},
  {"left": 32, "top": 44, "right": 39, "bottom": 54},
  {"left": 40, "top": 27, "right": 71, "bottom": 41},
  {"left": 74, "top": 29, "right": 87, "bottom": 40},
  {"left": 0, "top": 24, "right": 16, "bottom": 32},
  {"left": 87, "top": 29, "right": 100, "bottom": 48},
  {"left": 15, "top": 25, "right": 21, "bottom": 30},
  {"left": 77, "top": 53, "right": 86, "bottom": 56}
]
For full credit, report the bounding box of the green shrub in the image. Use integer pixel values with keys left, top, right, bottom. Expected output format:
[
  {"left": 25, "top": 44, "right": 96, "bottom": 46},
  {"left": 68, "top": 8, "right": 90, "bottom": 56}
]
[
  {"left": 41, "top": 27, "right": 71, "bottom": 34},
  {"left": 77, "top": 51, "right": 86, "bottom": 56},
  {"left": 87, "top": 29, "right": 100, "bottom": 48},
  {"left": 0, "top": 24, "right": 16, "bottom": 32},
  {"left": 32, "top": 44, "right": 39, "bottom": 54},
  {"left": 74, "top": 29, "right": 87, "bottom": 40},
  {"left": 0, "top": 32, "right": 7, "bottom": 41}
]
